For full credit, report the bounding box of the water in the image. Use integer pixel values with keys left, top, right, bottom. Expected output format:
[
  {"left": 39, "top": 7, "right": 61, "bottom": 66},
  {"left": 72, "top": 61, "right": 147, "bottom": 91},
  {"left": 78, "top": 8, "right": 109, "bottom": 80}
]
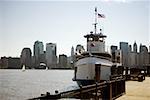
[{"left": 0, "top": 69, "right": 78, "bottom": 100}]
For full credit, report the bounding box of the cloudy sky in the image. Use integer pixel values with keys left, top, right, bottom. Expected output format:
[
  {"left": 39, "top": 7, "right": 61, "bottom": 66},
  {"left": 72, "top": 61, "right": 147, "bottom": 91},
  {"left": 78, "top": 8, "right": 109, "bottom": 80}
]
[{"left": 0, "top": 0, "right": 149, "bottom": 57}]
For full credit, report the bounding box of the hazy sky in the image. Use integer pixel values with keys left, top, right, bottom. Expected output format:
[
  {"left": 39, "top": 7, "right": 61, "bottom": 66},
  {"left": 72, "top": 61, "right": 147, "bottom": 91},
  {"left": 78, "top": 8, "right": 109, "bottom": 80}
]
[{"left": 0, "top": 0, "right": 149, "bottom": 57}]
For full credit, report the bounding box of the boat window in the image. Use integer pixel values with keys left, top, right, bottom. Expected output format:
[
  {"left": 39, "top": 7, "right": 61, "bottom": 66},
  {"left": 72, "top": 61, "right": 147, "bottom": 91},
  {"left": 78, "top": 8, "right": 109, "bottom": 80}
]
[
  {"left": 94, "top": 37, "right": 99, "bottom": 41},
  {"left": 99, "top": 38, "right": 103, "bottom": 42},
  {"left": 88, "top": 38, "right": 93, "bottom": 41}
]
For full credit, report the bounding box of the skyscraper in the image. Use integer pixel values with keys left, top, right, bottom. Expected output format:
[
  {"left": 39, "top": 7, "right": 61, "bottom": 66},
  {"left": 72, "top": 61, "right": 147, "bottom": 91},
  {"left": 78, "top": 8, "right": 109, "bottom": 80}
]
[
  {"left": 71, "top": 46, "right": 75, "bottom": 63},
  {"left": 33, "top": 40, "right": 44, "bottom": 68},
  {"left": 110, "top": 45, "right": 118, "bottom": 63},
  {"left": 139, "top": 45, "right": 149, "bottom": 69},
  {"left": 133, "top": 41, "right": 137, "bottom": 52},
  {"left": 120, "top": 42, "right": 129, "bottom": 67},
  {"left": 59, "top": 54, "right": 67, "bottom": 68},
  {"left": 46, "top": 43, "right": 57, "bottom": 68},
  {"left": 20, "top": 48, "right": 32, "bottom": 68},
  {"left": 128, "top": 45, "right": 132, "bottom": 52}
]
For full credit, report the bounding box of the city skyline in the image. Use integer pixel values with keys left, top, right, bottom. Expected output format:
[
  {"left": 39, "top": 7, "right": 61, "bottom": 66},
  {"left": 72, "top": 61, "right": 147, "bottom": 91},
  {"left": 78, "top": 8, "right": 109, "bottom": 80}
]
[{"left": 0, "top": 0, "right": 149, "bottom": 57}]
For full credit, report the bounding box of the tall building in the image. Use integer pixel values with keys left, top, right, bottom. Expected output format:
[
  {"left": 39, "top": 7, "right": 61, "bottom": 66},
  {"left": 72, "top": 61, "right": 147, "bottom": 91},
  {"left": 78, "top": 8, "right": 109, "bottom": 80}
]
[
  {"left": 110, "top": 45, "right": 118, "bottom": 63},
  {"left": 59, "top": 54, "right": 67, "bottom": 68},
  {"left": 128, "top": 43, "right": 139, "bottom": 68},
  {"left": 120, "top": 42, "right": 129, "bottom": 67},
  {"left": 133, "top": 41, "right": 137, "bottom": 52},
  {"left": 128, "top": 51, "right": 137, "bottom": 68},
  {"left": 33, "top": 40, "right": 44, "bottom": 68},
  {"left": 70, "top": 46, "right": 75, "bottom": 68},
  {"left": 115, "top": 50, "right": 122, "bottom": 64},
  {"left": 128, "top": 45, "right": 132, "bottom": 52},
  {"left": 139, "top": 45, "right": 149, "bottom": 69},
  {"left": 20, "top": 48, "right": 32, "bottom": 68},
  {"left": 139, "top": 43, "right": 143, "bottom": 52},
  {"left": 46, "top": 43, "right": 57, "bottom": 68},
  {"left": 71, "top": 46, "right": 75, "bottom": 63}
]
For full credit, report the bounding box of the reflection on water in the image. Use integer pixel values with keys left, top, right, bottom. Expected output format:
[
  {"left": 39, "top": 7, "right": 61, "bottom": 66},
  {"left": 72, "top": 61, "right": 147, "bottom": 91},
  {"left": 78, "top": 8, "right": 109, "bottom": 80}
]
[{"left": 0, "top": 69, "right": 78, "bottom": 100}]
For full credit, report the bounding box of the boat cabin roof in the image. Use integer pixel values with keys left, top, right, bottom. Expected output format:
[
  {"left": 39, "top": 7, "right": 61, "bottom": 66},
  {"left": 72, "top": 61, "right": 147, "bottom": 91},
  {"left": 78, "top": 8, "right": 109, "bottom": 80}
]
[
  {"left": 76, "top": 52, "right": 111, "bottom": 61},
  {"left": 84, "top": 33, "right": 107, "bottom": 38},
  {"left": 75, "top": 56, "right": 113, "bottom": 67}
]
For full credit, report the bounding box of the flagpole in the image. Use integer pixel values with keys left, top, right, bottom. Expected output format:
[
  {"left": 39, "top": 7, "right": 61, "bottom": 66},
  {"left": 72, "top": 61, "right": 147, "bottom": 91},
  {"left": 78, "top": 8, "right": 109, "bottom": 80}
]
[{"left": 94, "top": 7, "right": 97, "bottom": 34}]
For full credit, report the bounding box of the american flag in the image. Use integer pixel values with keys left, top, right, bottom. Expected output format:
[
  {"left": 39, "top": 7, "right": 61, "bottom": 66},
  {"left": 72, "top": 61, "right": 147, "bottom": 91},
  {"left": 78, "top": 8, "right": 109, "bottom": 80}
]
[
  {"left": 98, "top": 13, "right": 105, "bottom": 18},
  {"left": 91, "top": 43, "right": 95, "bottom": 47}
]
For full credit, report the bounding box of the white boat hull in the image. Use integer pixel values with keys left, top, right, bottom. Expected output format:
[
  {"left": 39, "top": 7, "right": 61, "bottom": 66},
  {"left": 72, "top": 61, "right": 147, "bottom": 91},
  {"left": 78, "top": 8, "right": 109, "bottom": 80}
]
[{"left": 73, "top": 57, "right": 112, "bottom": 86}]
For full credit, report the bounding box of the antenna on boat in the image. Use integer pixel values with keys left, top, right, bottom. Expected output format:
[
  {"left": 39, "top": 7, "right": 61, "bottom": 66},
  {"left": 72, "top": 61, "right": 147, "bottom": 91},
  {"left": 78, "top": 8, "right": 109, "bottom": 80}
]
[{"left": 94, "top": 7, "right": 98, "bottom": 34}]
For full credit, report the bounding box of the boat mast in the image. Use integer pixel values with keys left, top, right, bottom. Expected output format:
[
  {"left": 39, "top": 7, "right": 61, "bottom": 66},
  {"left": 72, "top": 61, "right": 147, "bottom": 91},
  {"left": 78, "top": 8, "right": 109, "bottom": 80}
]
[{"left": 94, "top": 7, "right": 98, "bottom": 34}]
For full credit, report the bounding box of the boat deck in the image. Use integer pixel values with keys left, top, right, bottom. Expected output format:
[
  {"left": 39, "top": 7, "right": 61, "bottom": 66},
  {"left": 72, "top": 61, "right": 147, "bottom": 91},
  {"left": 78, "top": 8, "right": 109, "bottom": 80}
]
[{"left": 117, "top": 77, "right": 150, "bottom": 100}]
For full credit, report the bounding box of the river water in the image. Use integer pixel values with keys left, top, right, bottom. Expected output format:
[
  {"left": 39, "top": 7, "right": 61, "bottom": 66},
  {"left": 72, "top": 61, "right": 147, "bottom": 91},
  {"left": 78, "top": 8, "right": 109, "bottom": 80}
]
[{"left": 0, "top": 69, "right": 78, "bottom": 100}]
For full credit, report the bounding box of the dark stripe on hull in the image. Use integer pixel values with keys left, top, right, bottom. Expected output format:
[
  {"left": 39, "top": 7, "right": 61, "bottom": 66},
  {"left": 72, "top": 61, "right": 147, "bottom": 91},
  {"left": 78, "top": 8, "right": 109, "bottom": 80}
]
[{"left": 76, "top": 80, "right": 95, "bottom": 86}]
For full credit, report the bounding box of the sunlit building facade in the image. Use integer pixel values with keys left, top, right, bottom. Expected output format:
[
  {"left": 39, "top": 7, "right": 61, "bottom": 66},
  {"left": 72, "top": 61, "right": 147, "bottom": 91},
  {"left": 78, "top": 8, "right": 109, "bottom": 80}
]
[
  {"left": 33, "top": 40, "right": 44, "bottom": 68},
  {"left": 20, "top": 48, "right": 32, "bottom": 68},
  {"left": 46, "top": 43, "right": 57, "bottom": 68}
]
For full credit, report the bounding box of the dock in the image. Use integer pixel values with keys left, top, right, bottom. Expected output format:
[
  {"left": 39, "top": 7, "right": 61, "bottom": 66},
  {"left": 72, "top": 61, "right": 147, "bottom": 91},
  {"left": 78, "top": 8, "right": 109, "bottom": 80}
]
[
  {"left": 28, "top": 76, "right": 150, "bottom": 100},
  {"left": 117, "top": 77, "right": 150, "bottom": 100},
  {"left": 28, "top": 77, "right": 125, "bottom": 100}
]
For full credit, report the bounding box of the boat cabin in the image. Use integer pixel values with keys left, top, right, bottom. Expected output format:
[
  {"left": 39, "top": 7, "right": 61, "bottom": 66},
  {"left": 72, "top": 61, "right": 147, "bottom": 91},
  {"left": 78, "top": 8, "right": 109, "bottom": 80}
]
[{"left": 84, "top": 31, "right": 107, "bottom": 53}]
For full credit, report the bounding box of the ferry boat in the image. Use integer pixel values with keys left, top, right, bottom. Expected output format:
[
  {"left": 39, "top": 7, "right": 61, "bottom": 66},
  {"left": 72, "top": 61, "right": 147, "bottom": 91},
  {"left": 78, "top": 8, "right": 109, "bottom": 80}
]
[{"left": 73, "top": 8, "right": 114, "bottom": 86}]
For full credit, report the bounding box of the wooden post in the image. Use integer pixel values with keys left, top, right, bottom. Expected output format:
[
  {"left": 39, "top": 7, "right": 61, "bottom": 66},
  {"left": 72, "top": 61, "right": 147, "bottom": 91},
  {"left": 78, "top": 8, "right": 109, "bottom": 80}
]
[
  {"left": 79, "top": 85, "right": 82, "bottom": 99},
  {"left": 95, "top": 64, "right": 101, "bottom": 82},
  {"left": 102, "top": 82, "right": 112, "bottom": 100},
  {"left": 109, "top": 82, "right": 112, "bottom": 100}
]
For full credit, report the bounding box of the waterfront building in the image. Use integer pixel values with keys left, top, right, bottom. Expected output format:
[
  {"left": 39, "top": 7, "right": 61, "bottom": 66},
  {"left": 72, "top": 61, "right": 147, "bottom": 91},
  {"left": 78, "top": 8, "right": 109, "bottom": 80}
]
[
  {"left": 7, "top": 57, "right": 21, "bottom": 69},
  {"left": 33, "top": 40, "right": 44, "bottom": 68},
  {"left": 75, "top": 44, "right": 85, "bottom": 55},
  {"left": 0, "top": 57, "right": 8, "bottom": 69},
  {"left": 59, "top": 54, "right": 67, "bottom": 68},
  {"left": 0, "top": 57, "right": 21, "bottom": 69},
  {"left": 119, "top": 42, "right": 129, "bottom": 68},
  {"left": 46, "top": 43, "right": 57, "bottom": 68},
  {"left": 20, "top": 48, "right": 32, "bottom": 68}
]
